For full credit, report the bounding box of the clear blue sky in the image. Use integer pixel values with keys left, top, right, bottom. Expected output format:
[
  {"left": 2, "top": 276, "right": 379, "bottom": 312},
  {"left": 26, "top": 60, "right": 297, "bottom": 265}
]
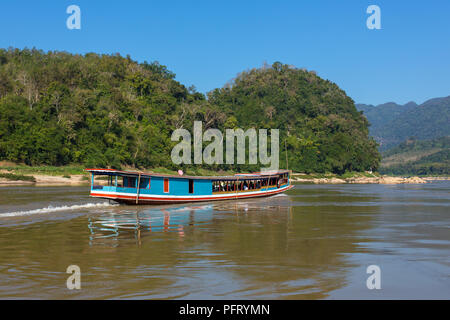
[{"left": 0, "top": 0, "right": 449, "bottom": 105}]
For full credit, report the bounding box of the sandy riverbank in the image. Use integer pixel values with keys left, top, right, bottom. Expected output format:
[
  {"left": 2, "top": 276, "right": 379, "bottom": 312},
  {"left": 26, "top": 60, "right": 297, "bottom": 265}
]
[
  {"left": 1, "top": 170, "right": 448, "bottom": 186},
  {"left": 0, "top": 174, "right": 88, "bottom": 186},
  {"left": 291, "top": 174, "right": 449, "bottom": 184}
]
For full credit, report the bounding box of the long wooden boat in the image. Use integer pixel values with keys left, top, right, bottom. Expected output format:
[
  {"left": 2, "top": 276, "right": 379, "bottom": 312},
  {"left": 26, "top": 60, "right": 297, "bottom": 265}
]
[{"left": 85, "top": 168, "right": 293, "bottom": 205}]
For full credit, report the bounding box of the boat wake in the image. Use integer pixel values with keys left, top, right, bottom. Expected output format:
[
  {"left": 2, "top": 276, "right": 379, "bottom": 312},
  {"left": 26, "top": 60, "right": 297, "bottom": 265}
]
[
  {"left": 0, "top": 202, "right": 117, "bottom": 218},
  {"left": 268, "top": 193, "right": 288, "bottom": 198}
]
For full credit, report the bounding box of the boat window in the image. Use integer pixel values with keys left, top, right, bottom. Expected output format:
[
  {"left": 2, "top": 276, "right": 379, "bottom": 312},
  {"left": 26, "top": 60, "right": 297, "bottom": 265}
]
[
  {"left": 92, "top": 174, "right": 111, "bottom": 187},
  {"left": 123, "top": 176, "right": 137, "bottom": 188},
  {"left": 189, "top": 179, "right": 194, "bottom": 194},
  {"left": 139, "top": 178, "right": 150, "bottom": 189},
  {"left": 211, "top": 178, "right": 266, "bottom": 192},
  {"left": 164, "top": 179, "right": 169, "bottom": 193}
]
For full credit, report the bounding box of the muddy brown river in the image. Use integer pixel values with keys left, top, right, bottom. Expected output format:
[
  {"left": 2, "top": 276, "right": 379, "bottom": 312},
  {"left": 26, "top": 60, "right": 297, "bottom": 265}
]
[{"left": 0, "top": 182, "right": 449, "bottom": 299}]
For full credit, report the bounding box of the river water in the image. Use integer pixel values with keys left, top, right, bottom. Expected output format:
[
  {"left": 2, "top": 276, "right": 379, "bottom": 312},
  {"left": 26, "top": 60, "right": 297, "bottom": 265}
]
[{"left": 0, "top": 182, "right": 448, "bottom": 299}]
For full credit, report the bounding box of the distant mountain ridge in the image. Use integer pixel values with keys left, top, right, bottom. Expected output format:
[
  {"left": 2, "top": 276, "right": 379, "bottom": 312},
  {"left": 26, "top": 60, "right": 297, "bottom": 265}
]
[
  {"left": 356, "top": 101, "right": 417, "bottom": 135},
  {"left": 356, "top": 96, "right": 450, "bottom": 150}
]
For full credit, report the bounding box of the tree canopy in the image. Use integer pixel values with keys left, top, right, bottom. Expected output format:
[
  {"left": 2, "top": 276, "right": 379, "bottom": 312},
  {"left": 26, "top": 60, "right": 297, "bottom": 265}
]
[
  {"left": 0, "top": 49, "right": 380, "bottom": 173},
  {"left": 208, "top": 62, "right": 380, "bottom": 173}
]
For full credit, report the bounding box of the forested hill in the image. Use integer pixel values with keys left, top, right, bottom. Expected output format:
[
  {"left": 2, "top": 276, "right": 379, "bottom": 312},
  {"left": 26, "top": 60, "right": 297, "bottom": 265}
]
[
  {"left": 0, "top": 48, "right": 204, "bottom": 169},
  {"left": 0, "top": 48, "right": 380, "bottom": 174},
  {"left": 208, "top": 63, "right": 380, "bottom": 173}
]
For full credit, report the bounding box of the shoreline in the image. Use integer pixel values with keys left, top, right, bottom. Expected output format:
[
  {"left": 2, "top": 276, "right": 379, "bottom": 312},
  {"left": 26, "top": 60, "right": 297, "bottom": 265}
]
[
  {"left": 0, "top": 173, "right": 89, "bottom": 186},
  {"left": 0, "top": 168, "right": 448, "bottom": 186},
  {"left": 290, "top": 175, "right": 446, "bottom": 184},
  {"left": 291, "top": 173, "right": 449, "bottom": 184}
]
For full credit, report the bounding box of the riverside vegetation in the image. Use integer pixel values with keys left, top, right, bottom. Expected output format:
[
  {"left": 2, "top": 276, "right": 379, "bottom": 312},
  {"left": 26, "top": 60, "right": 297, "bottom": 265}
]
[
  {"left": 1, "top": 48, "right": 380, "bottom": 181},
  {"left": 379, "top": 136, "right": 449, "bottom": 176}
]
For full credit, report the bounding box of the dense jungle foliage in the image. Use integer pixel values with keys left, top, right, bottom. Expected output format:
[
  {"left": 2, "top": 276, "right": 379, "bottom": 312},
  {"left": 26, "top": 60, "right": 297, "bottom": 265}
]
[{"left": 0, "top": 48, "right": 380, "bottom": 173}]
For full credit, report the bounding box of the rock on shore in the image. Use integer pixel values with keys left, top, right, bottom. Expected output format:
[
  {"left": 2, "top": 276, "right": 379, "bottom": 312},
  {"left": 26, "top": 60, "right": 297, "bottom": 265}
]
[{"left": 292, "top": 175, "right": 428, "bottom": 184}]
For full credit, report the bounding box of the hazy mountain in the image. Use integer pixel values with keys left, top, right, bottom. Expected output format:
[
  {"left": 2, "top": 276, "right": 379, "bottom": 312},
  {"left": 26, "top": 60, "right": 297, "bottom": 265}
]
[
  {"left": 356, "top": 101, "right": 417, "bottom": 134},
  {"left": 357, "top": 96, "right": 450, "bottom": 150}
]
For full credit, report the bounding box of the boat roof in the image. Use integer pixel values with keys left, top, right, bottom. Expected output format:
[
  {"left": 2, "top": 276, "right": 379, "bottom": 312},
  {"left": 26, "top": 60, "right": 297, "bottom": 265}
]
[{"left": 85, "top": 168, "right": 290, "bottom": 180}]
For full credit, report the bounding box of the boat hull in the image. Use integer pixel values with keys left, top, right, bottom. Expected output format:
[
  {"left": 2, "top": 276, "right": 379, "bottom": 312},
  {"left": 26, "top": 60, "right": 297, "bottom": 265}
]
[{"left": 91, "top": 184, "right": 294, "bottom": 205}]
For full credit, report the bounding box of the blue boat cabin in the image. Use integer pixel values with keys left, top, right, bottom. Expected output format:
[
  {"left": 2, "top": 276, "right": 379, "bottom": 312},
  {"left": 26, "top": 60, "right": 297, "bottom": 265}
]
[{"left": 86, "top": 169, "right": 291, "bottom": 205}]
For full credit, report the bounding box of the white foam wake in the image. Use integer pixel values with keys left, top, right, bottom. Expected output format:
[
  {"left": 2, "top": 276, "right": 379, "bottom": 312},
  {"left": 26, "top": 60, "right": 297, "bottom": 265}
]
[
  {"left": 0, "top": 202, "right": 117, "bottom": 218},
  {"left": 268, "top": 193, "right": 288, "bottom": 198}
]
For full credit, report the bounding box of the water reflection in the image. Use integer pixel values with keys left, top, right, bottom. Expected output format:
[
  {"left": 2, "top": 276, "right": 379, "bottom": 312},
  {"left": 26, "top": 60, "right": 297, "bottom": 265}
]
[
  {"left": 86, "top": 198, "right": 294, "bottom": 246},
  {"left": 88, "top": 204, "right": 216, "bottom": 246},
  {"left": 84, "top": 194, "right": 379, "bottom": 298}
]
